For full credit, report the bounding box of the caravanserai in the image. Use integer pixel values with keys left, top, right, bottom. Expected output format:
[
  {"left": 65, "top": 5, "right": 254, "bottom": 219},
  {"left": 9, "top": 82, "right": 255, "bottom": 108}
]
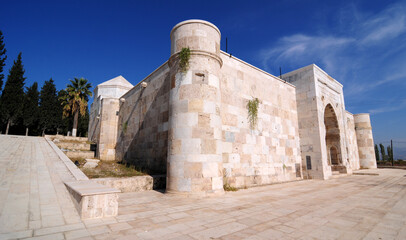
[{"left": 89, "top": 20, "right": 376, "bottom": 196}]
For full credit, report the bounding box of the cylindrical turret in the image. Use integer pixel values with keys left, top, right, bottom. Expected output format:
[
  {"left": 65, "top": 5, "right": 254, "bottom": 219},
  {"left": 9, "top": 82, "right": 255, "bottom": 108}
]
[
  {"left": 354, "top": 113, "right": 377, "bottom": 169},
  {"left": 166, "top": 20, "right": 224, "bottom": 195}
]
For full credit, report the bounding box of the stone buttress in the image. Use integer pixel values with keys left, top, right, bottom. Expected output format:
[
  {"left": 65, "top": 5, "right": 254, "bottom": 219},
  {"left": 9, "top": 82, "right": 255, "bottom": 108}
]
[
  {"left": 354, "top": 113, "right": 377, "bottom": 169},
  {"left": 167, "top": 20, "right": 224, "bottom": 195}
]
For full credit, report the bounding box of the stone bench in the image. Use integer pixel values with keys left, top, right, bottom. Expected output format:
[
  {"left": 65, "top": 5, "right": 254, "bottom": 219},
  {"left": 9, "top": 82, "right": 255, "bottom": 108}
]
[{"left": 64, "top": 181, "right": 120, "bottom": 219}]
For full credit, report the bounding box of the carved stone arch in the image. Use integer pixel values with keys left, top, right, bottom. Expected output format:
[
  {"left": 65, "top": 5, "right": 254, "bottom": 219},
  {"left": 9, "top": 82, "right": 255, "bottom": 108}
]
[
  {"left": 324, "top": 104, "right": 342, "bottom": 166},
  {"left": 330, "top": 146, "right": 339, "bottom": 165}
]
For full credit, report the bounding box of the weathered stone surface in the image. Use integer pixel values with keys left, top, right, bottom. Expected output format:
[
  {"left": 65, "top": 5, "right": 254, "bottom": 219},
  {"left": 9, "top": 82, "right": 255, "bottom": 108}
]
[
  {"left": 283, "top": 64, "right": 375, "bottom": 179},
  {"left": 91, "top": 175, "right": 166, "bottom": 192},
  {"left": 166, "top": 20, "right": 224, "bottom": 196},
  {"left": 64, "top": 181, "right": 120, "bottom": 220},
  {"left": 83, "top": 159, "right": 100, "bottom": 169},
  {"left": 354, "top": 113, "right": 377, "bottom": 169},
  {"left": 64, "top": 150, "right": 95, "bottom": 159},
  {"left": 88, "top": 19, "right": 376, "bottom": 194}
]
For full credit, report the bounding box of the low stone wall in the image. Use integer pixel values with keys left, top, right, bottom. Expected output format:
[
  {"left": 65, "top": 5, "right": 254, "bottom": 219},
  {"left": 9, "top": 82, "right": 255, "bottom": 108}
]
[
  {"left": 91, "top": 175, "right": 166, "bottom": 192},
  {"left": 56, "top": 142, "right": 91, "bottom": 151},
  {"left": 65, "top": 150, "right": 95, "bottom": 159},
  {"left": 45, "top": 135, "right": 88, "bottom": 142},
  {"left": 45, "top": 137, "right": 89, "bottom": 181},
  {"left": 64, "top": 181, "right": 120, "bottom": 219}
]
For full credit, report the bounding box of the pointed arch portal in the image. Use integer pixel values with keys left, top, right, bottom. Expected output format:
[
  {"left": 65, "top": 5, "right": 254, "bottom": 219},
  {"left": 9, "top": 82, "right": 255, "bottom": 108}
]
[{"left": 324, "top": 104, "right": 342, "bottom": 166}]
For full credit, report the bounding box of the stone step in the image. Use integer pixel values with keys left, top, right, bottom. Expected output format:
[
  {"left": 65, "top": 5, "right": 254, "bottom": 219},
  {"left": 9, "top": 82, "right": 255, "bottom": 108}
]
[
  {"left": 46, "top": 134, "right": 89, "bottom": 142},
  {"left": 330, "top": 172, "right": 348, "bottom": 179},
  {"left": 56, "top": 142, "right": 91, "bottom": 151},
  {"left": 65, "top": 150, "right": 95, "bottom": 159}
]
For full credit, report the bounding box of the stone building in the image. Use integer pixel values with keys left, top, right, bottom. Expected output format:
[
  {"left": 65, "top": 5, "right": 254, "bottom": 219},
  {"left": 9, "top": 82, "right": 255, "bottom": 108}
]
[{"left": 89, "top": 19, "right": 376, "bottom": 196}]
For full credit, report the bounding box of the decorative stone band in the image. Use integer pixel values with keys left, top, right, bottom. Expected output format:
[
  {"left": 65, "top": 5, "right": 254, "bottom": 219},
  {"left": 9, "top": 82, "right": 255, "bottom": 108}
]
[
  {"left": 170, "top": 19, "right": 221, "bottom": 40},
  {"left": 354, "top": 113, "right": 373, "bottom": 130},
  {"left": 168, "top": 49, "right": 223, "bottom": 68},
  {"left": 354, "top": 123, "right": 372, "bottom": 130}
]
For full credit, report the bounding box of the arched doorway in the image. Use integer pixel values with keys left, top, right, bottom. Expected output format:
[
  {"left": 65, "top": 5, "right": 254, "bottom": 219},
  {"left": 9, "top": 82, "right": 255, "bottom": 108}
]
[
  {"left": 324, "top": 104, "right": 341, "bottom": 166},
  {"left": 330, "top": 146, "right": 339, "bottom": 165}
]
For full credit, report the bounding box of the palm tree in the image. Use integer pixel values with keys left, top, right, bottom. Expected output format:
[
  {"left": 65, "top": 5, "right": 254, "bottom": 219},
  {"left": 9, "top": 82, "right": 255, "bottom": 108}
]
[{"left": 60, "top": 77, "right": 92, "bottom": 137}]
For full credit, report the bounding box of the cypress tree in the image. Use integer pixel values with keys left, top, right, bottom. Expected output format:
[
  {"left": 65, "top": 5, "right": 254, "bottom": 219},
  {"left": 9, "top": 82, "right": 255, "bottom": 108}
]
[
  {"left": 56, "top": 89, "right": 67, "bottom": 135},
  {"left": 77, "top": 107, "right": 89, "bottom": 137},
  {"left": 0, "top": 53, "right": 25, "bottom": 134},
  {"left": 387, "top": 145, "right": 393, "bottom": 162},
  {"left": 0, "top": 30, "right": 6, "bottom": 93},
  {"left": 379, "top": 143, "right": 386, "bottom": 161},
  {"left": 374, "top": 144, "right": 380, "bottom": 161},
  {"left": 39, "top": 79, "right": 59, "bottom": 135},
  {"left": 23, "top": 82, "right": 39, "bottom": 136}
]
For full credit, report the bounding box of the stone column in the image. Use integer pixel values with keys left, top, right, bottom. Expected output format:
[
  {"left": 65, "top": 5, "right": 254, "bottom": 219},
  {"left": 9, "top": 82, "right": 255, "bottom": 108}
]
[
  {"left": 354, "top": 113, "right": 377, "bottom": 169},
  {"left": 167, "top": 20, "right": 224, "bottom": 195}
]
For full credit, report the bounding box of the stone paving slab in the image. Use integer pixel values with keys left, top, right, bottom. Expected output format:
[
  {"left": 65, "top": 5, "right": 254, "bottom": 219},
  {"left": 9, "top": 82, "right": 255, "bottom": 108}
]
[{"left": 1, "top": 135, "right": 406, "bottom": 239}]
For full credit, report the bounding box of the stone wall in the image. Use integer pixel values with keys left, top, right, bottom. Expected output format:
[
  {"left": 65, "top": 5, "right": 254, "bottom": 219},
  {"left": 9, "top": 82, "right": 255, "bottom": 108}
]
[
  {"left": 115, "top": 63, "right": 170, "bottom": 174},
  {"left": 345, "top": 112, "right": 360, "bottom": 170},
  {"left": 284, "top": 65, "right": 355, "bottom": 179},
  {"left": 283, "top": 66, "right": 321, "bottom": 179},
  {"left": 88, "top": 96, "right": 101, "bottom": 143},
  {"left": 111, "top": 20, "right": 302, "bottom": 194},
  {"left": 89, "top": 19, "right": 377, "bottom": 195},
  {"left": 314, "top": 67, "right": 350, "bottom": 177},
  {"left": 91, "top": 175, "right": 166, "bottom": 192},
  {"left": 98, "top": 98, "right": 120, "bottom": 161},
  {"left": 88, "top": 76, "right": 133, "bottom": 160},
  {"left": 220, "top": 53, "right": 302, "bottom": 188},
  {"left": 166, "top": 20, "right": 224, "bottom": 195}
]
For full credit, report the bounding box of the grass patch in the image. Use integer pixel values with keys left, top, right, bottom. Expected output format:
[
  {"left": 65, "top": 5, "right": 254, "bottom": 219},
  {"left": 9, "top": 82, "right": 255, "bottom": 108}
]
[{"left": 71, "top": 158, "right": 145, "bottom": 178}]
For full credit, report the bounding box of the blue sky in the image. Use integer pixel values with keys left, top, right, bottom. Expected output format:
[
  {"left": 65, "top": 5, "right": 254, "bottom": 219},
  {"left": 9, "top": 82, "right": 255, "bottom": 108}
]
[{"left": 1, "top": 0, "right": 405, "bottom": 158}]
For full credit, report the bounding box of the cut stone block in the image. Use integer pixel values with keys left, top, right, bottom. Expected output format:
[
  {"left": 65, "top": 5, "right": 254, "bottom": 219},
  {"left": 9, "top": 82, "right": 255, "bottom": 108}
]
[
  {"left": 83, "top": 159, "right": 100, "bottom": 169},
  {"left": 56, "top": 142, "right": 91, "bottom": 151},
  {"left": 91, "top": 175, "right": 166, "bottom": 192},
  {"left": 65, "top": 150, "right": 95, "bottom": 159},
  {"left": 64, "top": 181, "right": 120, "bottom": 219}
]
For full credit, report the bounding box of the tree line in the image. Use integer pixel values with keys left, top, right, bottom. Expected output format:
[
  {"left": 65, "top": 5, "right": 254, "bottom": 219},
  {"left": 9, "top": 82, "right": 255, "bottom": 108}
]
[
  {"left": 0, "top": 30, "right": 92, "bottom": 137},
  {"left": 374, "top": 143, "right": 394, "bottom": 162}
]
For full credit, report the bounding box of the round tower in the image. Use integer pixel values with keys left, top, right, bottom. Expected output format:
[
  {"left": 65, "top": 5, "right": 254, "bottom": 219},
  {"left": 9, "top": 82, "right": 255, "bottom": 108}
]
[
  {"left": 354, "top": 113, "right": 377, "bottom": 169},
  {"left": 167, "top": 20, "right": 224, "bottom": 195}
]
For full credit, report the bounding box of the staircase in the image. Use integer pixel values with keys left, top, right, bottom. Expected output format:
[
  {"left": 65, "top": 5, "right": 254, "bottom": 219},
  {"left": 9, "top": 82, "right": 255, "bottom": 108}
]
[
  {"left": 46, "top": 135, "right": 95, "bottom": 160},
  {"left": 330, "top": 165, "right": 348, "bottom": 179}
]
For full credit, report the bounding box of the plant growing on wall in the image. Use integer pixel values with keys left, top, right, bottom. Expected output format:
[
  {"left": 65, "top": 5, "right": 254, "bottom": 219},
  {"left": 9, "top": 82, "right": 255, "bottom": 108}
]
[
  {"left": 179, "top": 47, "right": 190, "bottom": 73},
  {"left": 122, "top": 121, "right": 128, "bottom": 133},
  {"left": 247, "top": 97, "right": 260, "bottom": 129},
  {"left": 223, "top": 170, "right": 238, "bottom": 191}
]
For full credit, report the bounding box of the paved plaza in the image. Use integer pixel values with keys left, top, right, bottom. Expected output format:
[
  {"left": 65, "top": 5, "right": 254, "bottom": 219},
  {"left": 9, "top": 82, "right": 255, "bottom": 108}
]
[{"left": 0, "top": 135, "right": 406, "bottom": 240}]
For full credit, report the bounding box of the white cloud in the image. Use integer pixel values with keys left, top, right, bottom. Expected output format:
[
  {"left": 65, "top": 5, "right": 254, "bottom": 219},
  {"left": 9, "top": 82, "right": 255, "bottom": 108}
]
[
  {"left": 259, "top": 1, "right": 406, "bottom": 95},
  {"left": 345, "top": 70, "right": 406, "bottom": 97},
  {"left": 360, "top": 4, "right": 406, "bottom": 44},
  {"left": 368, "top": 99, "right": 406, "bottom": 114},
  {"left": 260, "top": 34, "right": 354, "bottom": 71}
]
